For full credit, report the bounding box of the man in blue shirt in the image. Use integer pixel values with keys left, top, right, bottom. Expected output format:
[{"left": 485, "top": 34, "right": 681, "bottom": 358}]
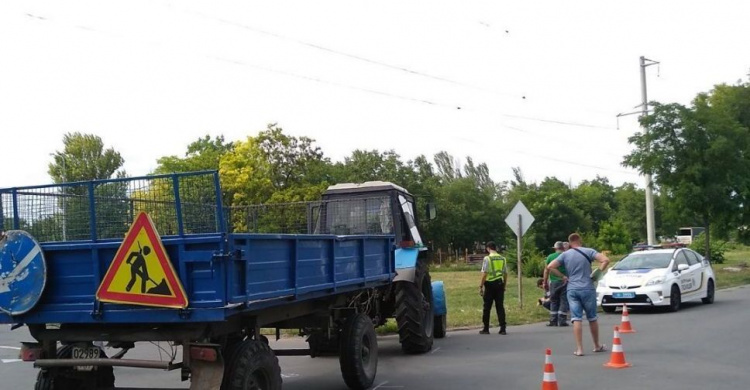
[{"left": 547, "top": 233, "right": 610, "bottom": 356}]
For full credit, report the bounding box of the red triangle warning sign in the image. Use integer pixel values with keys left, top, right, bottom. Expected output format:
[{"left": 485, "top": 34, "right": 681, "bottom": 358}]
[{"left": 96, "top": 212, "right": 188, "bottom": 309}]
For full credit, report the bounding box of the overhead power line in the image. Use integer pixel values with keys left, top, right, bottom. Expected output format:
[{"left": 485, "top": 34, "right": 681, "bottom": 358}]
[
  {"left": 22, "top": 12, "right": 616, "bottom": 131},
  {"left": 455, "top": 130, "right": 638, "bottom": 177},
  {"left": 163, "top": 3, "right": 527, "bottom": 101}
]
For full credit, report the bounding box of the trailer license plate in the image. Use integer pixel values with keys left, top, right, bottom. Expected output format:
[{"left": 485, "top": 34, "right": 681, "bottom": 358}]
[
  {"left": 613, "top": 292, "right": 635, "bottom": 299},
  {"left": 72, "top": 346, "right": 100, "bottom": 371}
]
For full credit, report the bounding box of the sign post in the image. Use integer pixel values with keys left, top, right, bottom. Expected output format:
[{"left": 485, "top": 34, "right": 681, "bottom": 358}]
[{"left": 505, "top": 201, "right": 534, "bottom": 307}]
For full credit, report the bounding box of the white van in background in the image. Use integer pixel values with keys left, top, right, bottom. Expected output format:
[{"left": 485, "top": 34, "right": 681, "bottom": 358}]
[{"left": 676, "top": 227, "right": 705, "bottom": 245}]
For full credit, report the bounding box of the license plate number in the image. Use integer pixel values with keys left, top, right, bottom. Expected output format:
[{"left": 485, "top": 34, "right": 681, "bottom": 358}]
[
  {"left": 72, "top": 346, "right": 100, "bottom": 371},
  {"left": 613, "top": 292, "right": 635, "bottom": 299}
]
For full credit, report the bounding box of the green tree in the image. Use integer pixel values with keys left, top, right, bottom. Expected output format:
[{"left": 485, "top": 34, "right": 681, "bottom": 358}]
[
  {"left": 49, "top": 132, "right": 124, "bottom": 183},
  {"left": 520, "top": 178, "right": 587, "bottom": 252},
  {"left": 47, "top": 133, "right": 127, "bottom": 241},
  {"left": 612, "top": 183, "right": 646, "bottom": 242},
  {"left": 152, "top": 135, "right": 233, "bottom": 233},
  {"left": 154, "top": 135, "right": 233, "bottom": 174},
  {"left": 573, "top": 176, "right": 615, "bottom": 233},
  {"left": 220, "top": 125, "right": 329, "bottom": 231},
  {"left": 624, "top": 83, "right": 750, "bottom": 259}
]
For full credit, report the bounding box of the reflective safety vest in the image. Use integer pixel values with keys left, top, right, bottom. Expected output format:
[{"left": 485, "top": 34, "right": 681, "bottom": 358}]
[{"left": 486, "top": 253, "right": 506, "bottom": 282}]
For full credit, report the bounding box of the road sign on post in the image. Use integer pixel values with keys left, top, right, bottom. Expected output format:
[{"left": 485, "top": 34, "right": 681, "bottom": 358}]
[{"left": 505, "top": 201, "right": 534, "bottom": 307}]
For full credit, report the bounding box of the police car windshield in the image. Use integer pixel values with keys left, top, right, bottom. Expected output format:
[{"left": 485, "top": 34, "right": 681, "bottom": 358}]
[{"left": 613, "top": 252, "right": 672, "bottom": 270}]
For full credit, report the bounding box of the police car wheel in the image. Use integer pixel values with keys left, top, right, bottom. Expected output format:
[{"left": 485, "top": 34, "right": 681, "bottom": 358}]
[
  {"left": 702, "top": 279, "right": 715, "bottom": 304},
  {"left": 669, "top": 285, "right": 681, "bottom": 312}
]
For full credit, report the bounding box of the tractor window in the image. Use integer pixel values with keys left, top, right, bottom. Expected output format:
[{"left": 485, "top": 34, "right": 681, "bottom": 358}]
[
  {"left": 368, "top": 198, "right": 393, "bottom": 234},
  {"left": 327, "top": 197, "right": 392, "bottom": 235}
]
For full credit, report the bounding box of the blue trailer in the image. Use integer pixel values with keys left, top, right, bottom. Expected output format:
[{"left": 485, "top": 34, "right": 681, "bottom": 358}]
[{"left": 0, "top": 171, "right": 446, "bottom": 389}]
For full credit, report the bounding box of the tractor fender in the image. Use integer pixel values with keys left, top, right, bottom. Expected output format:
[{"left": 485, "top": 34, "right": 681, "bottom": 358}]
[
  {"left": 393, "top": 248, "right": 419, "bottom": 283},
  {"left": 431, "top": 281, "right": 447, "bottom": 316}
]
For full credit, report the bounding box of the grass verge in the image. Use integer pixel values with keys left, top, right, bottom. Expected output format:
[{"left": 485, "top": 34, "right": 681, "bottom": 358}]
[
  {"left": 432, "top": 245, "right": 750, "bottom": 330},
  {"left": 714, "top": 245, "right": 750, "bottom": 289}
]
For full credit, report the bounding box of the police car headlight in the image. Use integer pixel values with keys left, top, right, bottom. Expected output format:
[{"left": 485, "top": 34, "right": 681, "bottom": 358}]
[{"left": 645, "top": 276, "right": 665, "bottom": 286}]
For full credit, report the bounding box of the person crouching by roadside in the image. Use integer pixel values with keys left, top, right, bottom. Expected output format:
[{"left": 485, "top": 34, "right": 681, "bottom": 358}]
[{"left": 537, "top": 278, "right": 551, "bottom": 310}]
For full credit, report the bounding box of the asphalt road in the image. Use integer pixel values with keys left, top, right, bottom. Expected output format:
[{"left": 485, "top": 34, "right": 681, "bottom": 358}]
[{"left": 2, "top": 286, "right": 749, "bottom": 389}]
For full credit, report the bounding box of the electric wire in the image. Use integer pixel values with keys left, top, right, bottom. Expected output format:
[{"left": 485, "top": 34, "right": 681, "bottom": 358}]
[{"left": 22, "top": 12, "right": 617, "bottom": 131}]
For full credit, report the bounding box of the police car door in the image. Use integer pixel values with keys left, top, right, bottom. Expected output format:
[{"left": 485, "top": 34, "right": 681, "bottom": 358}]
[
  {"left": 674, "top": 251, "right": 697, "bottom": 295},
  {"left": 683, "top": 250, "right": 704, "bottom": 296}
]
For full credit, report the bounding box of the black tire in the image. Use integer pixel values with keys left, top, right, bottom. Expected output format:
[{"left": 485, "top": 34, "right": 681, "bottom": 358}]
[
  {"left": 433, "top": 314, "right": 447, "bottom": 338},
  {"left": 224, "top": 340, "right": 282, "bottom": 390},
  {"left": 669, "top": 285, "right": 681, "bottom": 312},
  {"left": 394, "top": 261, "right": 434, "bottom": 354},
  {"left": 602, "top": 305, "right": 616, "bottom": 314},
  {"left": 702, "top": 279, "right": 715, "bottom": 304},
  {"left": 221, "top": 335, "right": 246, "bottom": 390},
  {"left": 339, "top": 313, "right": 378, "bottom": 390},
  {"left": 35, "top": 344, "right": 115, "bottom": 390}
]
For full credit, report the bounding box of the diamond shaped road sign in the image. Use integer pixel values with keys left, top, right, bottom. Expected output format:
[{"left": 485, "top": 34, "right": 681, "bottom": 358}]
[{"left": 505, "top": 201, "right": 535, "bottom": 237}]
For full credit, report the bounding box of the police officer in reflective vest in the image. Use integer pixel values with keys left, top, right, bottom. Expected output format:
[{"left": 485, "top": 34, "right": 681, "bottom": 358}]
[{"left": 479, "top": 241, "right": 507, "bottom": 334}]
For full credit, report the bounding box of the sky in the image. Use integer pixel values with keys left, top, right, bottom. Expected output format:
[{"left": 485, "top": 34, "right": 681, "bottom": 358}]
[{"left": 1, "top": 0, "right": 749, "bottom": 189}]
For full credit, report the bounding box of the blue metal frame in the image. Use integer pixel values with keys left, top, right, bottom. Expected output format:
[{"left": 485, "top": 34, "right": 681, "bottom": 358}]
[
  {"left": 0, "top": 172, "right": 397, "bottom": 325},
  {"left": 0, "top": 233, "right": 394, "bottom": 324}
]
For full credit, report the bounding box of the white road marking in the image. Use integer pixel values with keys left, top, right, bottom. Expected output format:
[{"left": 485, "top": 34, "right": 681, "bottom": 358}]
[
  {"left": 0, "top": 346, "right": 21, "bottom": 350},
  {"left": 373, "top": 381, "right": 404, "bottom": 389},
  {"left": 1, "top": 359, "right": 22, "bottom": 363},
  {"left": 281, "top": 373, "right": 300, "bottom": 379},
  {"left": 430, "top": 347, "right": 441, "bottom": 354}
]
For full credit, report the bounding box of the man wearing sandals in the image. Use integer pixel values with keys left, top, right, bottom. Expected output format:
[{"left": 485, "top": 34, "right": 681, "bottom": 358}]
[{"left": 547, "top": 233, "right": 610, "bottom": 356}]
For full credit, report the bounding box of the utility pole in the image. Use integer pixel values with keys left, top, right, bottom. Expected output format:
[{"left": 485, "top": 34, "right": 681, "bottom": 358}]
[
  {"left": 51, "top": 153, "right": 68, "bottom": 241},
  {"left": 640, "top": 56, "right": 659, "bottom": 246},
  {"left": 617, "top": 56, "right": 659, "bottom": 246}
]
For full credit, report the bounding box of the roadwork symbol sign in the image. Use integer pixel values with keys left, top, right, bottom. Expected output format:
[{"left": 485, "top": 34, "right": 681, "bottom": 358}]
[{"left": 96, "top": 212, "right": 188, "bottom": 308}]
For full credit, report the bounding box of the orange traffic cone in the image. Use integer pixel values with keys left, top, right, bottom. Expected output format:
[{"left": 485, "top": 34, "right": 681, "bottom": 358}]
[
  {"left": 619, "top": 304, "right": 636, "bottom": 333},
  {"left": 541, "top": 348, "right": 559, "bottom": 390},
  {"left": 603, "top": 326, "right": 632, "bottom": 369}
]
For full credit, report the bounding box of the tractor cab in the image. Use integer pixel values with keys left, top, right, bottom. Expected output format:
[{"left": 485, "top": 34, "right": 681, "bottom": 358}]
[{"left": 316, "top": 181, "right": 434, "bottom": 249}]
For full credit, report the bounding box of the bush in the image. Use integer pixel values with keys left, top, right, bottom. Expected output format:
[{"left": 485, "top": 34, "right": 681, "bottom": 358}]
[
  {"left": 597, "top": 220, "right": 633, "bottom": 255},
  {"left": 522, "top": 255, "right": 547, "bottom": 278},
  {"left": 689, "top": 232, "right": 726, "bottom": 264}
]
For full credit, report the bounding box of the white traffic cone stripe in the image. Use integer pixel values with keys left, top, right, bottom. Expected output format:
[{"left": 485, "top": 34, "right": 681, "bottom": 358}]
[
  {"left": 543, "top": 372, "right": 557, "bottom": 382},
  {"left": 545, "top": 355, "right": 552, "bottom": 364},
  {"left": 612, "top": 343, "right": 623, "bottom": 352},
  {"left": 622, "top": 315, "right": 630, "bottom": 321},
  {"left": 614, "top": 330, "right": 620, "bottom": 338}
]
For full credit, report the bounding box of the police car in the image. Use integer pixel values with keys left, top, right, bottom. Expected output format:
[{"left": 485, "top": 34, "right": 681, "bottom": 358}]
[{"left": 597, "top": 247, "right": 716, "bottom": 312}]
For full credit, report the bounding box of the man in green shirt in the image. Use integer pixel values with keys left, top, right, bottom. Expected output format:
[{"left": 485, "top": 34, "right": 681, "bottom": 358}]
[{"left": 543, "top": 241, "right": 569, "bottom": 326}]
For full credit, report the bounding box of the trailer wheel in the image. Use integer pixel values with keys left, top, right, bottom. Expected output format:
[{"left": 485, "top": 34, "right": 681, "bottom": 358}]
[
  {"left": 224, "top": 339, "right": 282, "bottom": 390},
  {"left": 35, "top": 344, "right": 115, "bottom": 390},
  {"left": 220, "top": 335, "right": 245, "bottom": 390},
  {"left": 339, "top": 313, "right": 378, "bottom": 390},
  {"left": 394, "top": 261, "right": 434, "bottom": 353}
]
